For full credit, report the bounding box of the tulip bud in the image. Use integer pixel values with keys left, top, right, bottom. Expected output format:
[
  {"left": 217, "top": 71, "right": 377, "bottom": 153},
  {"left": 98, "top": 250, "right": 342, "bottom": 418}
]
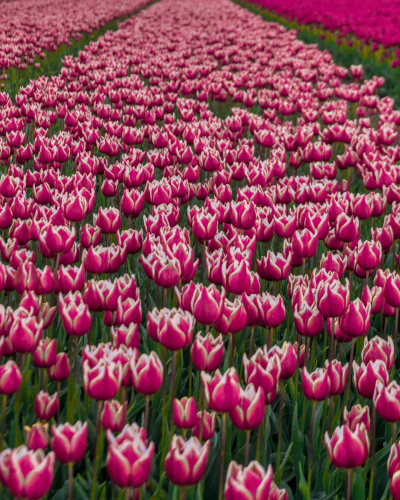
[
  {"left": 202, "top": 368, "right": 240, "bottom": 413},
  {"left": 353, "top": 360, "right": 389, "bottom": 399},
  {"left": 131, "top": 351, "right": 163, "bottom": 395},
  {"left": 324, "top": 360, "right": 348, "bottom": 396},
  {"left": 83, "top": 359, "right": 122, "bottom": 400},
  {"left": 362, "top": 336, "right": 394, "bottom": 369},
  {"left": 294, "top": 301, "right": 324, "bottom": 337},
  {"left": 33, "top": 338, "right": 57, "bottom": 369},
  {"left": 243, "top": 350, "right": 281, "bottom": 403},
  {"left": 316, "top": 279, "right": 350, "bottom": 318},
  {"left": 165, "top": 436, "right": 210, "bottom": 486},
  {"left": 0, "top": 446, "right": 55, "bottom": 499},
  {"left": 325, "top": 424, "right": 369, "bottom": 469},
  {"left": 343, "top": 404, "right": 370, "bottom": 432},
  {"left": 106, "top": 435, "right": 154, "bottom": 489},
  {"left": 302, "top": 367, "right": 330, "bottom": 401},
  {"left": 374, "top": 380, "right": 400, "bottom": 423},
  {"left": 190, "top": 332, "right": 224, "bottom": 372},
  {"left": 0, "top": 360, "right": 22, "bottom": 395},
  {"left": 24, "top": 423, "right": 49, "bottom": 451},
  {"left": 173, "top": 397, "right": 197, "bottom": 430},
  {"left": 225, "top": 461, "right": 287, "bottom": 500},
  {"left": 192, "top": 411, "right": 216, "bottom": 441},
  {"left": 51, "top": 422, "right": 87, "bottom": 464},
  {"left": 34, "top": 391, "right": 59, "bottom": 421},
  {"left": 48, "top": 352, "right": 70, "bottom": 382},
  {"left": 229, "top": 384, "right": 265, "bottom": 431},
  {"left": 101, "top": 400, "right": 127, "bottom": 432},
  {"left": 338, "top": 298, "right": 371, "bottom": 338}
]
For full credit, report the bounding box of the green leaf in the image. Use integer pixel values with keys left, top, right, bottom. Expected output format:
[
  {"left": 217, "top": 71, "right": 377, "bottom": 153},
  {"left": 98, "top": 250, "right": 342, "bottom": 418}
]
[
  {"left": 291, "top": 403, "right": 303, "bottom": 481},
  {"left": 351, "top": 469, "right": 365, "bottom": 500},
  {"left": 299, "top": 463, "right": 311, "bottom": 500}
]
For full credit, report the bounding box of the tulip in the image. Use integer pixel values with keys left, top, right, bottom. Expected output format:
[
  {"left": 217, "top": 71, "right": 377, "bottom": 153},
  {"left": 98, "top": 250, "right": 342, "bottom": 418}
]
[
  {"left": 335, "top": 213, "right": 359, "bottom": 243},
  {"left": 192, "top": 410, "right": 216, "bottom": 441},
  {"left": 83, "top": 359, "right": 122, "bottom": 400},
  {"left": 9, "top": 314, "right": 43, "bottom": 353},
  {"left": 115, "top": 295, "right": 142, "bottom": 327},
  {"left": 131, "top": 351, "right": 163, "bottom": 395},
  {"left": 362, "top": 336, "right": 394, "bottom": 369},
  {"left": 34, "top": 391, "right": 59, "bottom": 421},
  {"left": 51, "top": 422, "right": 87, "bottom": 464},
  {"left": 0, "top": 446, "right": 55, "bottom": 500},
  {"left": 292, "top": 228, "right": 318, "bottom": 259},
  {"left": 316, "top": 279, "right": 350, "bottom": 318},
  {"left": 106, "top": 434, "right": 155, "bottom": 489},
  {"left": 157, "top": 308, "right": 194, "bottom": 351},
  {"left": 353, "top": 360, "right": 389, "bottom": 399},
  {"left": 243, "top": 351, "right": 281, "bottom": 404},
  {"left": 355, "top": 240, "right": 382, "bottom": 271},
  {"left": 0, "top": 360, "right": 22, "bottom": 395},
  {"left": 343, "top": 405, "right": 370, "bottom": 432},
  {"left": 256, "top": 251, "right": 291, "bottom": 281},
  {"left": 267, "top": 342, "right": 297, "bottom": 380},
  {"left": 258, "top": 293, "right": 285, "bottom": 328},
  {"left": 48, "top": 353, "right": 70, "bottom": 382},
  {"left": 80, "top": 224, "right": 102, "bottom": 249},
  {"left": 59, "top": 295, "right": 92, "bottom": 337},
  {"left": 388, "top": 442, "right": 400, "bottom": 480},
  {"left": 374, "top": 381, "right": 400, "bottom": 423},
  {"left": 293, "top": 301, "right": 324, "bottom": 337},
  {"left": 33, "top": 338, "right": 57, "bottom": 369},
  {"left": 191, "top": 332, "right": 224, "bottom": 372},
  {"left": 225, "top": 461, "right": 287, "bottom": 500},
  {"left": 101, "top": 400, "right": 127, "bottom": 432},
  {"left": 24, "top": 423, "right": 49, "bottom": 451},
  {"left": 302, "top": 367, "right": 330, "bottom": 401},
  {"left": 111, "top": 324, "right": 140, "bottom": 350},
  {"left": 338, "top": 298, "right": 371, "bottom": 338},
  {"left": 165, "top": 436, "right": 210, "bottom": 486},
  {"left": 191, "top": 284, "right": 225, "bottom": 326},
  {"left": 96, "top": 207, "right": 121, "bottom": 234},
  {"left": 325, "top": 360, "right": 348, "bottom": 396},
  {"left": 320, "top": 251, "right": 347, "bottom": 278},
  {"left": 173, "top": 397, "right": 197, "bottom": 430},
  {"left": 324, "top": 424, "right": 369, "bottom": 468},
  {"left": 229, "top": 384, "right": 265, "bottom": 431},
  {"left": 202, "top": 368, "right": 240, "bottom": 413},
  {"left": 44, "top": 224, "right": 76, "bottom": 255}
]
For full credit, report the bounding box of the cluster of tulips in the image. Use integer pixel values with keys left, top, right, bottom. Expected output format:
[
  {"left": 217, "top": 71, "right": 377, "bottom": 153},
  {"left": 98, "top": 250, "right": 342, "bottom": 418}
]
[
  {"left": 0, "top": 0, "right": 149, "bottom": 73},
  {"left": 249, "top": 0, "right": 400, "bottom": 51},
  {"left": 1, "top": 0, "right": 400, "bottom": 499}
]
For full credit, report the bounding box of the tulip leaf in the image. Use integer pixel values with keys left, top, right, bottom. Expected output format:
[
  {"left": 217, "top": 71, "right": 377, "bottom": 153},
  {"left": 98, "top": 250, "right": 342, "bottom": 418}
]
[
  {"left": 351, "top": 469, "right": 365, "bottom": 500},
  {"left": 379, "top": 481, "right": 390, "bottom": 500},
  {"left": 149, "top": 473, "right": 167, "bottom": 500},
  {"left": 74, "top": 479, "right": 90, "bottom": 500},
  {"left": 298, "top": 463, "right": 311, "bottom": 500},
  {"left": 291, "top": 403, "right": 303, "bottom": 481}
]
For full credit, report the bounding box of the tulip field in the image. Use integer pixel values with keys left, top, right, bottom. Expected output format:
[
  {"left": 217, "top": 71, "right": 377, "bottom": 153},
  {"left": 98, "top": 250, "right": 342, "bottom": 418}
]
[{"left": 2, "top": 0, "right": 400, "bottom": 499}]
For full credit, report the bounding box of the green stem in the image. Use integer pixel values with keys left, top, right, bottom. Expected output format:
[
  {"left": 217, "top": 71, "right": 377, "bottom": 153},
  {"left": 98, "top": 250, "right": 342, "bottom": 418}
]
[
  {"left": 218, "top": 413, "right": 227, "bottom": 500},
  {"left": 307, "top": 401, "right": 317, "bottom": 491},
  {"left": 68, "top": 463, "right": 73, "bottom": 500},
  {"left": 276, "top": 380, "right": 284, "bottom": 480},
  {"left": 92, "top": 400, "right": 103, "bottom": 500}
]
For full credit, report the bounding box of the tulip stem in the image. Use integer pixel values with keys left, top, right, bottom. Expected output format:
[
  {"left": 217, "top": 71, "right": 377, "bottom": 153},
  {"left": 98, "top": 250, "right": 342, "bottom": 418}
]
[
  {"left": 57, "top": 382, "right": 61, "bottom": 425},
  {"left": 218, "top": 413, "right": 227, "bottom": 500},
  {"left": 249, "top": 326, "right": 255, "bottom": 358},
  {"left": 328, "top": 395, "right": 334, "bottom": 436},
  {"left": 144, "top": 395, "right": 150, "bottom": 435},
  {"left": 52, "top": 253, "right": 61, "bottom": 308},
  {"left": 92, "top": 400, "right": 103, "bottom": 500},
  {"left": 68, "top": 463, "right": 73, "bottom": 500},
  {"left": 276, "top": 380, "right": 284, "bottom": 479},
  {"left": 0, "top": 394, "right": 6, "bottom": 450},
  {"left": 368, "top": 404, "right": 376, "bottom": 500},
  {"left": 256, "top": 422, "right": 262, "bottom": 462},
  {"left": 180, "top": 487, "right": 186, "bottom": 500},
  {"left": 307, "top": 401, "right": 316, "bottom": 491},
  {"left": 328, "top": 320, "right": 335, "bottom": 362},
  {"left": 229, "top": 333, "right": 234, "bottom": 367},
  {"left": 347, "top": 470, "right": 352, "bottom": 500},
  {"left": 199, "top": 385, "right": 205, "bottom": 441},
  {"left": 244, "top": 430, "right": 250, "bottom": 466},
  {"left": 304, "top": 337, "right": 310, "bottom": 371},
  {"left": 72, "top": 336, "right": 78, "bottom": 404},
  {"left": 201, "top": 241, "right": 205, "bottom": 284},
  {"left": 393, "top": 423, "right": 397, "bottom": 445},
  {"left": 169, "top": 351, "right": 177, "bottom": 428},
  {"left": 294, "top": 333, "right": 301, "bottom": 403},
  {"left": 392, "top": 308, "right": 399, "bottom": 379},
  {"left": 188, "top": 355, "right": 193, "bottom": 397},
  {"left": 346, "top": 338, "right": 356, "bottom": 408}
]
